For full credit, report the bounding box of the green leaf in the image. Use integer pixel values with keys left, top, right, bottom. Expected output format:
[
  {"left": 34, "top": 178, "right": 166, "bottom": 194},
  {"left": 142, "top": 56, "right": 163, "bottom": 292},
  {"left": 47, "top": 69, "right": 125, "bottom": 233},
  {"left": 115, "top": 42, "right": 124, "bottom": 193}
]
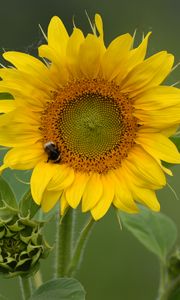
[
  {"left": 0, "top": 176, "right": 18, "bottom": 210},
  {"left": 19, "top": 189, "right": 40, "bottom": 218},
  {"left": 119, "top": 207, "right": 177, "bottom": 262},
  {"left": 30, "top": 278, "right": 86, "bottom": 300}
]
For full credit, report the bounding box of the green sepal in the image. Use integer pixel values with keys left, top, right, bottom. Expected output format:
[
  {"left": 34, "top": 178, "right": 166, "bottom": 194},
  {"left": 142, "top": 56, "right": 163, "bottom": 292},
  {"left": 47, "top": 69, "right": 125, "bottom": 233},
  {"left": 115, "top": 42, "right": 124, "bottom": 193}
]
[
  {"left": 16, "top": 257, "right": 31, "bottom": 268},
  {"left": 30, "top": 278, "right": 86, "bottom": 300},
  {"left": 119, "top": 206, "right": 177, "bottom": 262},
  {"left": 19, "top": 189, "right": 40, "bottom": 219},
  {"left": 8, "top": 220, "right": 25, "bottom": 232},
  {"left": 0, "top": 205, "right": 18, "bottom": 221},
  {"left": 0, "top": 229, "right": 5, "bottom": 239},
  {"left": 41, "top": 240, "right": 51, "bottom": 259},
  {"left": 8, "top": 262, "right": 41, "bottom": 279},
  {"left": 0, "top": 176, "right": 18, "bottom": 218},
  {"left": 0, "top": 176, "right": 17, "bottom": 209},
  {"left": 19, "top": 214, "right": 43, "bottom": 228}
]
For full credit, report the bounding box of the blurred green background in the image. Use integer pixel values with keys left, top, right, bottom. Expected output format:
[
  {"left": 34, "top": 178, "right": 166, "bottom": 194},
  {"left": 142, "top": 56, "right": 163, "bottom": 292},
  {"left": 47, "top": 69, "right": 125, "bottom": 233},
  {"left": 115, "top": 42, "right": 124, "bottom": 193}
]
[{"left": 0, "top": 0, "right": 180, "bottom": 299}]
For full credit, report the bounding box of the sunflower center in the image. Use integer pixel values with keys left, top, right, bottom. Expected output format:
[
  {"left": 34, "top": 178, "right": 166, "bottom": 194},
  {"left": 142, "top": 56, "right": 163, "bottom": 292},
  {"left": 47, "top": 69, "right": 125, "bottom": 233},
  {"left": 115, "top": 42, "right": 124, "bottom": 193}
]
[
  {"left": 60, "top": 93, "right": 123, "bottom": 157},
  {"left": 41, "top": 79, "right": 137, "bottom": 174}
]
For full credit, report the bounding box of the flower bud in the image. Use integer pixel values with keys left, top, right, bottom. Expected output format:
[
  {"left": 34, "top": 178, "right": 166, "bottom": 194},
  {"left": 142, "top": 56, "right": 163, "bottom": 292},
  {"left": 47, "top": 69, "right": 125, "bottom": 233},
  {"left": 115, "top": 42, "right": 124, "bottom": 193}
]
[
  {"left": 0, "top": 214, "right": 50, "bottom": 278},
  {"left": 168, "top": 248, "right": 180, "bottom": 279}
]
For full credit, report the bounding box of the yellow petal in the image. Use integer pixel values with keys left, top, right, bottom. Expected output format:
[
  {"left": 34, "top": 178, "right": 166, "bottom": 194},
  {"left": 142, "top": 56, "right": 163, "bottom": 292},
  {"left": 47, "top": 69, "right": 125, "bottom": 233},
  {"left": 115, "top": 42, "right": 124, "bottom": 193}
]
[
  {"left": 3, "top": 51, "right": 54, "bottom": 87},
  {"left": 65, "top": 172, "right": 89, "bottom": 208},
  {"left": 0, "top": 107, "right": 40, "bottom": 125},
  {"left": 112, "top": 170, "right": 138, "bottom": 212},
  {"left": 136, "top": 132, "right": 180, "bottom": 163},
  {"left": 91, "top": 174, "right": 114, "bottom": 220},
  {"left": 0, "top": 128, "right": 41, "bottom": 147},
  {"left": 79, "top": 34, "right": 105, "bottom": 78},
  {"left": 0, "top": 109, "right": 41, "bottom": 147},
  {"left": 30, "top": 162, "right": 59, "bottom": 204},
  {"left": 39, "top": 19, "right": 69, "bottom": 85},
  {"left": 102, "top": 33, "right": 133, "bottom": 80},
  {"left": 161, "top": 125, "right": 178, "bottom": 137},
  {"left": 41, "top": 190, "right": 62, "bottom": 212},
  {"left": 116, "top": 32, "right": 151, "bottom": 84},
  {"left": 47, "top": 16, "right": 69, "bottom": 58},
  {"left": 82, "top": 173, "right": 103, "bottom": 212},
  {"left": 126, "top": 145, "right": 166, "bottom": 188},
  {"left": 130, "top": 184, "right": 160, "bottom": 211},
  {"left": 3, "top": 143, "right": 45, "bottom": 170},
  {"left": 135, "top": 126, "right": 178, "bottom": 137},
  {"left": 0, "top": 80, "right": 47, "bottom": 106},
  {"left": 95, "top": 14, "right": 104, "bottom": 39},
  {"left": 14, "top": 98, "right": 45, "bottom": 112},
  {"left": 60, "top": 192, "right": 69, "bottom": 216},
  {"left": 3, "top": 51, "right": 47, "bottom": 72},
  {"left": 135, "top": 106, "right": 180, "bottom": 128},
  {"left": 38, "top": 45, "right": 69, "bottom": 85},
  {"left": 0, "top": 100, "right": 16, "bottom": 113},
  {"left": 66, "top": 28, "right": 84, "bottom": 77},
  {"left": 134, "top": 86, "right": 180, "bottom": 110},
  {"left": 156, "top": 159, "right": 173, "bottom": 176},
  {"left": 38, "top": 44, "right": 59, "bottom": 63},
  {"left": 121, "top": 51, "right": 174, "bottom": 94},
  {"left": 113, "top": 196, "right": 138, "bottom": 213},
  {"left": 121, "top": 159, "right": 161, "bottom": 192},
  {"left": 47, "top": 165, "right": 74, "bottom": 192},
  {"left": 129, "top": 32, "right": 151, "bottom": 62},
  {"left": 122, "top": 158, "right": 161, "bottom": 212}
]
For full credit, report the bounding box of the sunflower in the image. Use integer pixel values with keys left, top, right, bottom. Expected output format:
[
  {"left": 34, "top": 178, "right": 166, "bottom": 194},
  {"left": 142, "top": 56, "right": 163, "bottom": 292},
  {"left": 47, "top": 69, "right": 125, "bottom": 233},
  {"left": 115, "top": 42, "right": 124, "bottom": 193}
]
[{"left": 0, "top": 14, "right": 180, "bottom": 220}]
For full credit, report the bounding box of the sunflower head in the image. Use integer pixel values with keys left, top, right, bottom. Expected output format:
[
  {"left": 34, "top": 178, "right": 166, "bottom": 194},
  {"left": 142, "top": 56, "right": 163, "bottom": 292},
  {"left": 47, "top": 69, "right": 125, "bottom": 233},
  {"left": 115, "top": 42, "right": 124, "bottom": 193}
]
[
  {"left": 0, "top": 14, "right": 180, "bottom": 220},
  {"left": 0, "top": 214, "right": 50, "bottom": 278}
]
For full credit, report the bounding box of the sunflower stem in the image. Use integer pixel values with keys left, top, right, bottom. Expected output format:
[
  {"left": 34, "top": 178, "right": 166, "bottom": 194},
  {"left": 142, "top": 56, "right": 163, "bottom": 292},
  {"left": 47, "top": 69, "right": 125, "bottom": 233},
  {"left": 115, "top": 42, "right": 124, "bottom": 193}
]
[
  {"left": 67, "top": 217, "right": 95, "bottom": 277},
  {"left": 19, "top": 276, "right": 32, "bottom": 300},
  {"left": 157, "top": 274, "right": 180, "bottom": 300},
  {"left": 157, "top": 262, "right": 168, "bottom": 300},
  {"left": 33, "top": 270, "right": 43, "bottom": 289},
  {"left": 55, "top": 208, "right": 76, "bottom": 277}
]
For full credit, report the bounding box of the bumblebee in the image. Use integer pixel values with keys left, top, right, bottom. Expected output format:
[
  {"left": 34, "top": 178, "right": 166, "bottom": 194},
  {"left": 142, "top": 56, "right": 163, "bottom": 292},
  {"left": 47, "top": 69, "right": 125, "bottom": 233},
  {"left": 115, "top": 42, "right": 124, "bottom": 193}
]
[{"left": 44, "top": 141, "right": 61, "bottom": 163}]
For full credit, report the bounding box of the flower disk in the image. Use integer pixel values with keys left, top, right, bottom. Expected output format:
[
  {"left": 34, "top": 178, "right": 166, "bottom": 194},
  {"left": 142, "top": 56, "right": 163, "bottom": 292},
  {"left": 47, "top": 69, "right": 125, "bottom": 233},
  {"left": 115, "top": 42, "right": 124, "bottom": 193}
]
[
  {"left": 0, "top": 14, "right": 180, "bottom": 220},
  {"left": 41, "top": 79, "right": 137, "bottom": 173}
]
